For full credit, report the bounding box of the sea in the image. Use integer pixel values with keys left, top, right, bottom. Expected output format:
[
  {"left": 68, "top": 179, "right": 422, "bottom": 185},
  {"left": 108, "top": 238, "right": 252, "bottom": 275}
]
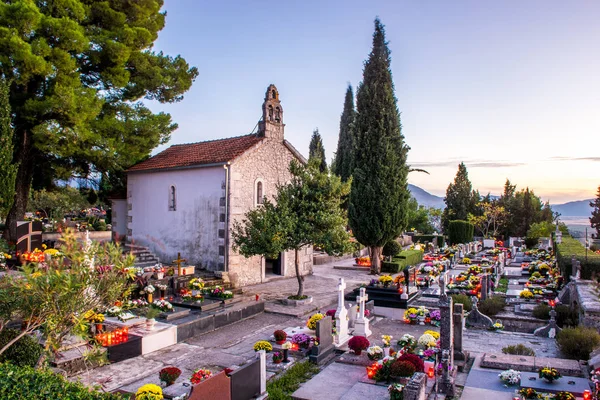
[{"left": 559, "top": 216, "right": 593, "bottom": 238}]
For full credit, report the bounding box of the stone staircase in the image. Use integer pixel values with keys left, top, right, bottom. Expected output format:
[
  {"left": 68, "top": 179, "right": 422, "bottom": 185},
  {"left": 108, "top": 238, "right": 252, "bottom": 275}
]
[{"left": 123, "top": 244, "right": 160, "bottom": 269}]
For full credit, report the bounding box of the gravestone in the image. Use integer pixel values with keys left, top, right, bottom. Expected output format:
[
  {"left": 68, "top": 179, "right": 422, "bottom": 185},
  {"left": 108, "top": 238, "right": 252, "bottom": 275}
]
[
  {"left": 16, "top": 220, "right": 43, "bottom": 254},
  {"left": 365, "top": 300, "right": 375, "bottom": 319},
  {"left": 438, "top": 291, "right": 455, "bottom": 396},
  {"left": 334, "top": 278, "right": 350, "bottom": 345},
  {"left": 465, "top": 297, "right": 493, "bottom": 329},
  {"left": 402, "top": 372, "right": 427, "bottom": 400},
  {"left": 480, "top": 274, "right": 489, "bottom": 301},
  {"left": 534, "top": 306, "right": 562, "bottom": 338},
  {"left": 347, "top": 303, "right": 357, "bottom": 328},
  {"left": 188, "top": 371, "right": 231, "bottom": 400},
  {"left": 453, "top": 303, "right": 468, "bottom": 362},
  {"left": 353, "top": 288, "right": 371, "bottom": 337},
  {"left": 230, "top": 351, "right": 266, "bottom": 400},
  {"left": 309, "top": 316, "right": 335, "bottom": 364}
]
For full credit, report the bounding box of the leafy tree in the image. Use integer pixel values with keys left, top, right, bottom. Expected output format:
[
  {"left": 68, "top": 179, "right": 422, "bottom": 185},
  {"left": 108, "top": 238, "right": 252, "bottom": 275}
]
[
  {"left": 406, "top": 198, "right": 435, "bottom": 234},
  {"left": 442, "top": 163, "right": 476, "bottom": 231},
  {"left": 0, "top": 230, "right": 134, "bottom": 366},
  {"left": 590, "top": 186, "right": 600, "bottom": 238},
  {"left": 332, "top": 85, "right": 356, "bottom": 181},
  {"left": 468, "top": 202, "right": 507, "bottom": 238},
  {"left": 232, "top": 160, "right": 350, "bottom": 297},
  {"left": 0, "top": 79, "right": 16, "bottom": 223},
  {"left": 29, "top": 187, "right": 90, "bottom": 220},
  {"left": 308, "top": 128, "right": 327, "bottom": 173},
  {"left": 0, "top": 1, "right": 198, "bottom": 242}
]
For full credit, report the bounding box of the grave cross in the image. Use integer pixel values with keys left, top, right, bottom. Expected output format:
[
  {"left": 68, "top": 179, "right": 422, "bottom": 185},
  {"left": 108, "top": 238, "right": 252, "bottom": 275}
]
[
  {"left": 356, "top": 287, "right": 368, "bottom": 321},
  {"left": 172, "top": 252, "right": 187, "bottom": 276},
  {"left": 337, "top": 278, "right": 346, "bottom": 308},
  {"left": 354, "top": 287, "right": 372, "bottom": 337}
]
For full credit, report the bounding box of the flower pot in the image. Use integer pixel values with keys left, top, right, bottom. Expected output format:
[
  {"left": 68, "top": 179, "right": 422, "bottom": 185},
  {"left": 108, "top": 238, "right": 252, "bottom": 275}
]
[
  {"left": 156, "top": 272, "right": 164, "bottom": 280},
  {"left": 353, "top": 349, "right": 362, "bottom": 356},
  {"left": 96, "top": 323, "right": 104, "bottom": 333},
  {"left": 147, "top": 293, "right": 153, "bottom": 303},
  {"left": 276, "top": 340, "right": 286, "bottom": 345},
  {"left": 145, "top": 318, "right": 156, "bottom": 330},
  {"left": 273, "top": 359, "right": 282, "bottom": 364}
]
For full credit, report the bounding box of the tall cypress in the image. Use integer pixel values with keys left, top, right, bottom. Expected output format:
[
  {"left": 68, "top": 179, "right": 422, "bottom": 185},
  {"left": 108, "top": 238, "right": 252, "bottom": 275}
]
[
  {"left": 308, "top": 128, "right": 327, "bottom": 173},
  {"left": 442, "top": 162, "right": 474, "bottom": 231},
  {"left": 332, "top": 85, "right": 356, "bottom": 181},
  {"left": 348, "top": 18, "right": 410, "bottom": 274},
  {"left": 0, "top": 79, "right": 16, "bottom": 222}
]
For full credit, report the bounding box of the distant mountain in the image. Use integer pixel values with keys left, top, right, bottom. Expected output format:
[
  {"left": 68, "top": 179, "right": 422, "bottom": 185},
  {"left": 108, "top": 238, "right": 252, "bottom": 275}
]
[
  {"left": 408, "top": 184, "right": 445, "bottom": 209},
  {"left": 551, "top": 199, "right": 594, "bottom": 217}
]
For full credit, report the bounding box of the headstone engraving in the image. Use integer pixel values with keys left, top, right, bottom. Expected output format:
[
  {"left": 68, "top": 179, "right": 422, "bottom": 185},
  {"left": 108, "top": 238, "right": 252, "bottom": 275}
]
[
  {"left": 353, "top": 287, "right": 371, "bottom": 337},
  {"left": 334, "top": 278, "right": 350, "bottom": 345}
]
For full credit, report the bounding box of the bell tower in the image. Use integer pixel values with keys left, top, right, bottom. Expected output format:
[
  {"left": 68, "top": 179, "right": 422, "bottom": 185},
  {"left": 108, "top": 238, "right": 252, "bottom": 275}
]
[{"left": 258, "top": 84, "right": 284, "bottom": 140}]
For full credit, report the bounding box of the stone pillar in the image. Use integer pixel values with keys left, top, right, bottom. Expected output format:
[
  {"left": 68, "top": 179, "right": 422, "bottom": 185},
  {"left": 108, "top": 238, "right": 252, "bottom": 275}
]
[
  {"left": 438, "top": 295, "right": 455, "bottom": 396},
  {"left": 453, "top": 303, "right": 468, "bottom": 361},
  {"left": 257, "top": 350, "right": 267, "bottom": 395},
  {"left": 480, "top": 274, "right": 488, "bottom": 301},
  {"left": 403, "top": 372, "right": 427, "bottom": 400}
]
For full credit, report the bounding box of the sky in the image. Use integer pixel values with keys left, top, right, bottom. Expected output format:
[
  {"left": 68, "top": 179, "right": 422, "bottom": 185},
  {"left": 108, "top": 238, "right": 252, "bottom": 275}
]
[{"left": 147, "top": 0, "right": 600, "bottom": 204}]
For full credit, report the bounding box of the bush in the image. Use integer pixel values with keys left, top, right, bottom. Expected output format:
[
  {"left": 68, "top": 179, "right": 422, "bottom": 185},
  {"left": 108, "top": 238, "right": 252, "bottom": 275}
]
[
  {"left": 555, "top": 305, "right": 578, "bottom": 327},
  {"left": 390, "top": 360, "right": 416, "bottom": 378},
  {"left": 413, "top": 234, "right": 444, "bottom": 248},
  {"left": 502, "top": 344, "right": 536, "bottom": 356},
  {"left": 0, "top": 329, "right": 43, "bottom": 367},
  {"left": 557, "top": 326, "right": 600, "bottom": 360},
  {"left": 532, "top": 304, "right": 551, "bottom": 320},
  {"left": 478, "top": 297, "right": 506, "bottom": 317},
  {"left": 383, "top": 240, "right": 402, "bottom": 258},
  {"left": 266, "top": 361, "right": 320, "bottom": 400},
  {"left": 496, "top": 278, "right": 508, "bottom": 293},
  {"left": 382, "top": 249, "right": 424, "bottom": 273},
  {"left": 451, "top": 294, "right": 473, "bottom": 312},
  {"left": 381, "top": 261, "right": 403, "bottom": 273},
  {"left": 0, "top": 363, "right": 123, "bottom": 399},
  {"left": 397, "top": 353, "right": 424, "bottom": 372},
  {"left": 447, "top": 220, "right": 474, "bottom": 244}
]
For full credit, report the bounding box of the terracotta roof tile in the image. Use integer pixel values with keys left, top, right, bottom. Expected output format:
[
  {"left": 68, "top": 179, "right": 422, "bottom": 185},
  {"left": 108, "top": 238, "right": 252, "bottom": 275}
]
[{"left": 127, "top": 134, "right": 263, "bottom": 172}]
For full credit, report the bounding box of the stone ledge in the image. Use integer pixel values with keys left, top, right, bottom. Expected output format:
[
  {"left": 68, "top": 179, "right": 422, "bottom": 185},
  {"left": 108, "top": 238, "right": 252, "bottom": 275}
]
[{"left": 480, "top": 353, "right": 583, "bottom": 377}]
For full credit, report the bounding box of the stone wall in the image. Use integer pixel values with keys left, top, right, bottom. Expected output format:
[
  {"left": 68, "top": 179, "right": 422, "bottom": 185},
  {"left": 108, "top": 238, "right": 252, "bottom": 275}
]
[
  {"left": 574, "top": 280, "right": 600, "bottom": 329},
  {"left": 494, "top": 312, "right": 547, "bottom": 333},
  {"left": 228, "top": 137, "right": 312, "bottom": 286}
]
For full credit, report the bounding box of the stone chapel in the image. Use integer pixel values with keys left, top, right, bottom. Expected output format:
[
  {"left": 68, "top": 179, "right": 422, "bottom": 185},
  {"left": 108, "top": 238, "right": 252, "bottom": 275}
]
[{"left": 123, "top": 85, "right": 313, "bottom": 286}]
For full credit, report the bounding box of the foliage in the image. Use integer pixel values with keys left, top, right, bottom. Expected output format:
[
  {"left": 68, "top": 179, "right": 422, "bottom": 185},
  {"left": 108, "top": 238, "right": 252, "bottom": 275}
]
[
  {"left": 554, "top": 305, "right": 579, "bottom": 328},
  {"left": 556, "top": 236, "right": 600, "bottom": 279},
  {"left": 382, "top": 249, "right": 423, "bottom": 273},
  {"left": 477, "top": 297, "right": 506, "bottom": 316},
  {"left": 0, "top": 363, "right": 123, "bottom": 399},
  {"left": 556, "top": 326, "right": 600, "bottom": 360},
  {"left": 0, "top": 230, "right": 134, "bottom": 363},
  {"left": 468, "top": 202, "right": 507, "bottom": 238},
  {"left": 308, "top": 128, "right": 327, "bottom": 173},
  {"left": 591, "top": 186, "right": 600, "bottom": 238},
  {"left": 390, "top": 360, "right": 416, "bottom": 378},
  {"left": 498, "top": 180, "right": 553, "bottom": 238},
  {"left": 442, "top": 163, "right": 479, "bottom": 232},
  {"left": 0, "top": 0, "right": 198, "bottom": 242},
  {"left": 447, "top": 220, "right": 474, "bottom": 244},
  {"left": 332, "top": 85, "right": 356, "bottom": 182},
  {"left": 412, "top": 234, "right": 444, "bottom": 248},
  {"left": 266, "top": 361, "right": 320, "bottom": 400},
  {"left": 406, "top": 198, "right": 435, "bottom": 234},
  {"left": 190, "top": 369, "right": 212, "bottom": 385},
  {"left": 532, "top": 304, "right": 551, "bottom": 320},
  {"left": 253, "top": 341, "right": 273, "bottom": 352},
  {"left": 0, "top": 79, "right": 17, "bottom": 222},
  {"left": 233, "top": 160, "right": 351, "bottom": 297},
  {"left": 397, "top": 353, "right": 424, "bottom": 372},
  {"left": 0, "top": 328, "right": 43, "bottom": 367},
  {"left": 382, "top": 240, "right": 402, "bottom": 257},
  {"left": 451, "top": 294, "right": 473, "bottom": 312},
  {"left": 501, "top": 344, "right": 536, "bottom": 356},
  {"left": 348, "top": 18, "right": 410, "bottom": 274},
  {"left": 29, "top": 187, "right": 91, "bottom": 220},
  {"left": 136, "top": 383, "right": 163, "bottom": 400},
  {"left": 348, "top": 335, "right": 370, "bottom": 352},
  {"left": 496, "top": 278, "right": 508, "bottom": 293}
]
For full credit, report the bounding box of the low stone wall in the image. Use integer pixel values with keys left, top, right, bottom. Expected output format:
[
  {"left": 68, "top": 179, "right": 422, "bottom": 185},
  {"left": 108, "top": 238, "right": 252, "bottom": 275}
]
[
  {"left": 494, "top": 312, "right": 547, "bottom": 333},
  {"left": 313, "top": 248, "right": 369, "bottom": 265},
  {"left": 43, "top": 231, "right": 112, "bottom": 243},
  {"left": 574, "top": 280, "right": 600, "bottom": 329}
]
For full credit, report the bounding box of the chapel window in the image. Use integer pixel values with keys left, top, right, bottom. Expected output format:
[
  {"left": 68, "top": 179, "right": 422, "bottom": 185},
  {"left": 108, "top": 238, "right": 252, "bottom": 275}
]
[
  {"left": 268, "top": 105, "right": 273, "bottom": 121},
  {"left": 272, "top": 90, "right": 276, "bottom": 99},
  {"left": 256, "top": 181, "right": 264, "bottom": 205},
  {"left": 275, "top": 107, "right": 281, "bottom": 122},
  {"left": 169, "top": 185, "right": 176, "bottom": 211}
]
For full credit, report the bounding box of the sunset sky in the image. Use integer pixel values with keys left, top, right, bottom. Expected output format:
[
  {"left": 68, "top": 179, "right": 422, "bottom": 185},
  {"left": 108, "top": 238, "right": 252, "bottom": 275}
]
[{"left": 149, "top": 0, "right": 600, "bottom": 204}]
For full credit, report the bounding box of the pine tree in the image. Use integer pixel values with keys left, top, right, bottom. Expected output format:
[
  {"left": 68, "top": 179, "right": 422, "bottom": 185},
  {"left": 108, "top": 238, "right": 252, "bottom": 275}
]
[
  {"left": 308, "top": 128, "right": 327, "bottom": 173},
  {"left": 0, "top": 79, "right": 16, "bottom": 223},
  {"left": 332, "top": 85, "right": 356, "bottom": 181},
  {"left": 348, "top": 18, "right": 410, "bottom": 274},
  {"left": 442, "top": 162, "right": 473, "bottom": 231},
  {"left": 590, "top": 186, "right": 600, "bottom": 238}
]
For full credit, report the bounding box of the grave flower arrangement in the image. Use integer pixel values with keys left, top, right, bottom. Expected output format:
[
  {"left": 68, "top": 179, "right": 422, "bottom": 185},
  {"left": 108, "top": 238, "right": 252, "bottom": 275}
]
[
  {"left": 189, "top": 278, "right": 204, "bottom": 290},
  {"left": 554, "top": 392, "right": 576, "bottom": 400},
  {"left": 417, "top": 333, "right": 437, "bottom": 349},
  {"left": 490, "top": 321, "right": 504, "bottom": 331},
  {"left": 291, "top": 333, "right": 312, "bottom": 349},
  {"left": 498, "top": 369, "right": 520, "bottom": 385},
  {"left": 152, "top": 299, "right": 173, "bottom": 312},
  {"left": 210, "top": 285, "right": 224, "bottom": 297},
  {"left": 467, "top": 265, "right": 482, "bottom": 275},
  {"left": 397, "top": 334, "right": 417, "bottom": 352},
  {"left": 379, "top": 275, "right": 393, "bottom": 287},
  {"left": 253, "top": 340, "right": 273, "bottom": 352},
  {"left": 135, "top": 383, "right": 163, "bottom": 400},
  {"left": 125, "top": 299, "right": 148, "bottom": 309},
  {"left": 348, "top": 335, "right": 370, "bottom": 355},
  {"left": 539, "top": 367, "right": 561, "bottom": 383},
  {"left": 307, "top": 313, "right": 325, "bottom": 330},
  {"left": 519, "top": 388, "right": 539, "bottom": 399},
  {"left": 274, "top": 329, "right": 287, "bottom": 344},
  {"left": 382, "top": 335, "right": 393, "bottom": 348},
  {"left": 282, "top": 341, "right": 293, "bottom": 350},
  {"left": 272, "top": 351, "right": 283, "bottom": 364},
  {"left": 393, "top": 275, "right": 405, "bottom": 286},
  {"left": 106, "top": 306, "right": 123, "bottom": 317},
  {"left": 404, "top": 308, "right": 419, "bottom": 324},
  {"left": 159, "top": 366, "right": 182, "bottom": 386},
  {"left": 462, "top": 257, "right": 472, "bottom": 264},
  {"left": 155, "top": 283, "right": 168, "bottom": 292},
  {"left": 429, "top": 310, "right": 441, "bottom": 326},
  {"left": 388, "top": 383, "right": 405, "bottom": 400},
  {"left": 421, "top": 348, "right": 437, "bottom": 362},
  {"left": 520, "top": 289, "right": 534, "bottom": 299},
  {"left": 190, "top": 369, "right": 213, "bottom": 384},
  {"left": 144, "top": 285, "right": 155, "bottom": 294},
  {"left": 355, "top": 256, "right": 371, "bottom": 267},
  {"left": 367, "top": 345, "right": 384, "bottom": 361}
]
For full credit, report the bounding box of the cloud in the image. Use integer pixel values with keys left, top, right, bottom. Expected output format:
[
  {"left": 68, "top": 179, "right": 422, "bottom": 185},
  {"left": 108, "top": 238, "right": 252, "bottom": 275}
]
[
  {"left": 550, "top": 156, "right": 600, "bottom": 162},
  {"left": 410, "top": 159, "right": 526, "bottom": 168}
]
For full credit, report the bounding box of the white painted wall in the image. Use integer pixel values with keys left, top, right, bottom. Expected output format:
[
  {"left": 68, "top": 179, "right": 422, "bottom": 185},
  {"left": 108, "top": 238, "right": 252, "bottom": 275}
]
[
  {"left": 127, "top": 166, "right": 225, "bottom": 269},
  {"left": 110, "top": 199, "right": 128, "bottom": 241}
]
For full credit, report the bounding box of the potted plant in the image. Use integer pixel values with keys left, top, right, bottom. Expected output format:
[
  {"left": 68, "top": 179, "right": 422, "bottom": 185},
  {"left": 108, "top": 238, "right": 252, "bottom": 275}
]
[
  {"left": 367, "top": 345, "right": 384, "bottom": 361},
  {"left": 253, "top": 340, "right": 273, "bottom": 352},
  {"left": 538, "top": 367, "right": 561, "bottom": 383},
  {"left": 190, "top": 369, "right": 212, "bottom": 385},
  {"left": 348, "top": 336, "right": 370, "bottom": 355},
  {"left": 388, "top": 383, "right": 405, "bottom": 400},
  {"left": 291, "top": 333, "right": 312, "bottom": 350},
  {"left": 498, "top": 369, "right": 520, "bottom": 386},
  {"left": 272, "top": 351, "right": 283, "bottom": 364},
  {"left": 145, "top": 307, "right": 161, "bottom": 330},
  {"left": 306, "top": 313, "right": 324, "bottom": 330},
  {"left": 159, "top": 367, "right": 182, "bottom": 386},
  {"left": 135, "top": 383, "right": 163, "bottom": 400},
  {"left": 378, "top": 275, "right": 393, "bottom": 288},
  {"left": 145, "top": 284, "right": 156, "bottom": 303},
  {"left": 282, "top": 341, "right": 292, "bottom": 362},
  {"left": 274, "top": 330, "right": 287, "bottom": 345}
]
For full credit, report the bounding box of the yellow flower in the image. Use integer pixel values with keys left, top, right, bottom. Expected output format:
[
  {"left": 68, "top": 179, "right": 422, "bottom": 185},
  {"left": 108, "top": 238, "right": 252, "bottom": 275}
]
[
  {"left": 424, "top": 330, "right": 440, "bottom": 340},
  {"left": 307, "top": 313, "right": 325, "bottom": 330},
  {"left": 253, "top": 340, "right": 273, "bottom": 352},
  {"left": 135, "top": 383, "right": 163, "bottom": 400},
  {"left": 42, "top": 244, "right": 47, "bottom": 249}
]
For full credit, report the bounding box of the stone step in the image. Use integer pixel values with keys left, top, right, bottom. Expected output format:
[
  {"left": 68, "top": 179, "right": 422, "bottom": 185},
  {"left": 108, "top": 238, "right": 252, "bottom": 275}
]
[
  {"left": 135, "top": 260, "right": 160, "bottom": 268},
  {"left": 52, "top": 345, "right": 107, "bottom": 376}
]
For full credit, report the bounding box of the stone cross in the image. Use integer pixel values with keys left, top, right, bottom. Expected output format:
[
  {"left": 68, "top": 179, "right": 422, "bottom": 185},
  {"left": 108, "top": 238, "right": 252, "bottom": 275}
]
[
  {"left": 438, "top": 273, "right": 446, "bottom": 299},
  {"left": 173, "top": 252, "right": 187, "bottom": 276},
  {"left": 353, "top": 287, "right": 371, "bottom": 337},
  {"left": 334, "top": 278, "right": 350, "bottom": 345},
  {"left": 480, "top": 274, "right": 488, "bottom": 301},
  {"left": 575, "top": 260, "right": 581, "bottom": 280},
  {"left": 453, "top": 303, "right": 467, "bottom": 361}
]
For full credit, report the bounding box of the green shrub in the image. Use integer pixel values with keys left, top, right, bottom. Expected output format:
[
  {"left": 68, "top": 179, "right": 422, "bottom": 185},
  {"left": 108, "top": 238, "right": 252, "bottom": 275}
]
[
  {"left": 496, "top": 278, "right": 508, "bottom": 293},
  {"left": 502, "top": 344, "right": 535, "bottom": 356},
  {"left": 532, "top": 304, "right": 551, "bottom": 320},
  {"left": 0, "top": 329, "right": 43, "bottom": 367},
  {"left": 478, "top": 297, "right": 506, "bottom": 316},
  {"left": 556, "top": 236, "right": 600, "bottom": 278},
  {"left": 413, "top": 234, "right": 444, "bottom": 248},
  {"left": 451, "top": 294, "right": 473, "bottom": 312},
  {"left": 447, "top": 220, "right": 474, "bottom": 244},
  {"left": 381, "top": 261, "right": 403, "bottom": 273},
  {"left": 555, "top": 305, "right": 578, "bottom": 327},
  {"left": 557, "top": 326, "right": 600, "bottom": 360},
  {"left": 267, "top": 361, "right": 320, "bottom": 400},
  {"left": 382, "top": 240, "right": 402, "bottom": 258},
  {"left": 396, "top": 249, "right": 424, "bottom": 266},
  {"left": 0, "top": 363, "right": 123, "bottom": 399},
  {"left": 389, "top": 360, "right": 416, "bottom": 378}
]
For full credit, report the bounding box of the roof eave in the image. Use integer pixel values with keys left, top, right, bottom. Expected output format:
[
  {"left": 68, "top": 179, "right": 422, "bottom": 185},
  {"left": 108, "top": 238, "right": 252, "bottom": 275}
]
[{"left": 127, "top": 161, "right": 228, "bottom": 174}]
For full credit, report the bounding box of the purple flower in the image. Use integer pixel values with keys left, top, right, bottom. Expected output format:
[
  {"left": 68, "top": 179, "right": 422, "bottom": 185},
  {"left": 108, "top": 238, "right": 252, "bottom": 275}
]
[
  {"left": 429, "top": 310, "right": 441, "bottom": 321},
  {"left": 292, "top": 333, "right": 311, "bottom": 346}
]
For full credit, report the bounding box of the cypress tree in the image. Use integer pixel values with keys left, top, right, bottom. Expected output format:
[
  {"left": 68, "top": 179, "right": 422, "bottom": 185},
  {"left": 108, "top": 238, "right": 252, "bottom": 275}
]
[
  {"left": 0, "top": 79, "right": 16, "bottom": 223},
  {"left": 590, "top": 186, "right": 600, "bottom": 238},
  {"left": 308, "top": 128, "right": 327, "bottom": 173},
  {"left": 348, "top": 18, "right": 410, "bottom": 274},
  {"left": 332, "top": 85, "right": 356, "bottom": 181},
  {"left": 442, "top": 162, "right": 473, "bottom": 232}
]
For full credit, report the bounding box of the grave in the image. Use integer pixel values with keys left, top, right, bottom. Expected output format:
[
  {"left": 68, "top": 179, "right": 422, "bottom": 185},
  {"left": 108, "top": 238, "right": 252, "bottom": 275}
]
[
  {"left": 519, "top": 372, "right": 590, "bottom": 396},
  {"left": 188, "top": 370, "right": 231, "bottom": 400},
  {"left": 334, "top": 278, "right": 350, "bottom": 346},
  {"left": 230, "top": 351, "right": 266, "bottom": 400},
  {"left": 437, "top": 276, "right": 455, "bottom": 396},
  {"left": 353, "top": 287, "right": 371, "bottom": 337},
  {"left": 159, "top": 306, "right": 190, "bottom": 321},
  {"left": 16, "top": 220, "right": 43, "bottom": 254},
  {"left": 465, "top": 297, "right": 493, "bottom": 329},
  {"left": 170, "top": 298, "right": 223, "bottom": 312},
  {"left": 309, "top": 316, "right": 335, "bottom": 365}
]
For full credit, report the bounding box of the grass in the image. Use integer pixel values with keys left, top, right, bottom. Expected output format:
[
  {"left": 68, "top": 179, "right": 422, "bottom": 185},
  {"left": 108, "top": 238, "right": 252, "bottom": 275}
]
[
  {"left": 496, "top": 277, "right": 508, "bottom": 293},
  {"left": 266, "top": 361, "right": 320, "bottom": 400}
]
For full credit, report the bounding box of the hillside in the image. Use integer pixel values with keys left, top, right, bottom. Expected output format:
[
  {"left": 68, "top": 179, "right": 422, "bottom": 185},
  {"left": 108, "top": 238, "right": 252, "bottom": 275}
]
[
  {"left": 551, "top": 199, "right": 594, "bottom": 217},
  {"left": 408, "top": 184, "right": 445, "bottom": 209}
]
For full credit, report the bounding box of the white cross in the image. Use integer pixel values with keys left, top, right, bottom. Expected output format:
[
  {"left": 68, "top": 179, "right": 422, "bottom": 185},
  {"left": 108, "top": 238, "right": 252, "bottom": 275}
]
[
  {"left": 337, "top": 278, "right": 346, "bottom": 306},
  {"left": 356, "top": 287, "right": 368, "bottom": 320}
]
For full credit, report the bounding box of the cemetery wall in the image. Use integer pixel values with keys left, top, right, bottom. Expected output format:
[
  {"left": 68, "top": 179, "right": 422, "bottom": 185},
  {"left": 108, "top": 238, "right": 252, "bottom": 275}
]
[
  {"left": 127, "top": 166, "right": 224, "bottom": 269},
  {"left": 227, "top": 137, "right": 313, "bottom": 286},
  {"left": 574, "top": 280, "right": 600, "bottom": 329}
]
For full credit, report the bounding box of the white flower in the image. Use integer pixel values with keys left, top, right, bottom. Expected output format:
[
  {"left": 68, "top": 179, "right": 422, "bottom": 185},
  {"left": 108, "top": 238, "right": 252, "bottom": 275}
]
[
  {"left": 498, "top": 369, "right": 520, "bottom": 385},
  {"left": 145, "top": 285, "right": 155, "bottom": 293},
  {"left": 418, "top": 333, "right": 436, "bottom": 348},
  {"left": 367, "top": 346, "right": 383, "bottom": 356},
  {"left": 282, "top": 341, "right": 292, "bottom": 350}
]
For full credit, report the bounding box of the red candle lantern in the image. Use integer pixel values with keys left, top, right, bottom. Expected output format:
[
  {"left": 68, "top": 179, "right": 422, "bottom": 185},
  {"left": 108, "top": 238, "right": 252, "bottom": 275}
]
[
  {"left": 583, "top": 390, "right": 591, "bottom": 400},
  {"left": 427, "top": 367, "right": 434, "bottom": 379}
]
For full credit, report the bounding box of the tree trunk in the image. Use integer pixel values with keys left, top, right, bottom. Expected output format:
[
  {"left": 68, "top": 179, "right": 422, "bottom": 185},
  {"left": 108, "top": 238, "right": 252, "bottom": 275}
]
[
  {"left": 3, "top": 129, "right": 34, "bottom": 243},
  {"left": 295, "top": 248, "right": 304, "bottom": 297},
  {"left": 370, "top": 246, "right": 382, "bottom": 274}
]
